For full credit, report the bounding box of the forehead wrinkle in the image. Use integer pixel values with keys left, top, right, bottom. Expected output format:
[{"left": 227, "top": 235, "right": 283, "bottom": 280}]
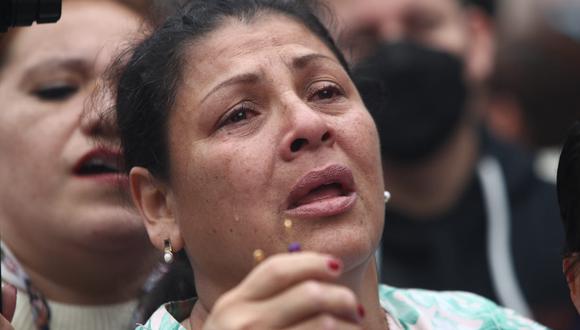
[
  {"left": 186, "top": 42, "right": 324, "bottom": 103},
  {"left": 200, "top": 13, "right": 327, "bottom": 62},
  {"left": 198, "top": 50, "right": 335, "bottom": 107},
  {"left": 212, "top": 30, "right": 297, "bottom": 62}
]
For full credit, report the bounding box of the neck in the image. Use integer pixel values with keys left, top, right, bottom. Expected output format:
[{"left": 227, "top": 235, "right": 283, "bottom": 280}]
[
  {"left": 2, "top": 233, "right": 158, "bottom": 305},
  {"left": 188, "top": 256, "right": 388, "bottom": 330},
  {"left": 383, "top": 121, "right": 478, "bottom": 218},
  {"left": 346, "top": 257, "right": 390, "bottom": 329}
]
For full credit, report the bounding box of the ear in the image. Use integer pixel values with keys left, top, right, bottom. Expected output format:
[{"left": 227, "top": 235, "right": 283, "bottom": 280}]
[
  {"left": 464, "top": 7, "right": 495, "bottom": 84},
  {"left": 563, "top": 258, "right": 580, "bottom": 313},
  {"left": 129, "top": 167, "right": 184, "bottom": 253},
  {"left": 485, "top": 95, "right": 527, "bottom": 145}
]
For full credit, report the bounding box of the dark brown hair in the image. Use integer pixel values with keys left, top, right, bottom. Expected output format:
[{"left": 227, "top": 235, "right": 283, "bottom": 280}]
[{"left": 115, "top": 0, "right": 350, "bottom": 181}]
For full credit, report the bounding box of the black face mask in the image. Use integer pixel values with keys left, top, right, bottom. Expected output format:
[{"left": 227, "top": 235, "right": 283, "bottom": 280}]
[{"left": 353, "top": 42, "right": 467, "bottom": 165}]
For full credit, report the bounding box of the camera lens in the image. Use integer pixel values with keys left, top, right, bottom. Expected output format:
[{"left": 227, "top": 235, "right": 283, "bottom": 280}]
[
  {"left": 13, "top": 0, "right": 61, "bottom": 25},
  {"left": 37, "top": 0, "right": 62, "bottom": 23},
  {"left": 1, "top": 0, "right": 61, "bottom": 31}
]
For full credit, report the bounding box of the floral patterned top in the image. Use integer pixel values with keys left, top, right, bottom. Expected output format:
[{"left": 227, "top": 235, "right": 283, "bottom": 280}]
[{"left": 135, "top": 284, "right": 549, "bottom": 330}]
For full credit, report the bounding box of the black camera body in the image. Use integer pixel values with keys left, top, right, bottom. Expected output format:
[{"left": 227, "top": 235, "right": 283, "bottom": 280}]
[{"left": 1, "top": 0, "right": 62, "bottom": 32}]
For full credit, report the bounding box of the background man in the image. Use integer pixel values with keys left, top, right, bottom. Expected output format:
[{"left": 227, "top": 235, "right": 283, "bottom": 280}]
[{"left": 325, "top": 0, "right": 576, "bottom": 328}]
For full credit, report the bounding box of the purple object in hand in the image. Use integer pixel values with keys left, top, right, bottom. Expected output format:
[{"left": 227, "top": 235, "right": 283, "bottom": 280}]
[{"left": 288, "top": 242, "right": 301, "bottom": 253}]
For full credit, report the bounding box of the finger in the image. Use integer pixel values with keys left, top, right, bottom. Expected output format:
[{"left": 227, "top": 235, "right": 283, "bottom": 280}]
[
  {"left": 1, "top": 284, "right": 16, "bottom": 322},
  {"left": 284, "top": 314, "right": 363, "bottom": 330},
  {"left": 257, "top": 280, "right": 362, "bottom": 328},
  {"left": 0, "top": 315, "right": 15, "bottom": 330},
  {"left": 234, "top": 252, "right": 343, "bottom": 301}
]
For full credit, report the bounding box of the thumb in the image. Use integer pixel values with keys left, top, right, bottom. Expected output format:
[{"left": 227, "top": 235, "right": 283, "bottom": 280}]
[{"left": 1, "top": 283, "right": 17, "bottom": 322}]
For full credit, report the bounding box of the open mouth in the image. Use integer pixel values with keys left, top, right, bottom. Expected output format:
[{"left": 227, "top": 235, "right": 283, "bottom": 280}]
[
  {"left": 291, "top": 182, "right": 351, "bottom": 209},
  {"left": 286, "top": 164, "right": 357, "bottom": 218},
  {"left": 73, "top": 149, "right": 124, "bottom": 177}
]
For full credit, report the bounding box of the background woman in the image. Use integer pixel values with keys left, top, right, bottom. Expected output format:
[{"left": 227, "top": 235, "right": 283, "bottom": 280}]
[
  {"left": 116, "top": 1, "right": 548, "bottom": 328},
  {"left": 0, "top": 1, "right": 160, "bottom": 329}
]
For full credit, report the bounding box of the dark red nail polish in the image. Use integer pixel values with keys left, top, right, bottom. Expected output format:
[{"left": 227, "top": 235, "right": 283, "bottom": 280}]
[
  {"left": 328, "top": 259, "right": 341, "bottom": 271},
  {"left": 357, "top": 304, "right": 365, "bottom": 318}
]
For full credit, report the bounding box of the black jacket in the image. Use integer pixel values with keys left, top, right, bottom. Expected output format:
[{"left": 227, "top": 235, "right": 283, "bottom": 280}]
[{"left": 380, "top": 132, "right": 576, "bottom": 329}]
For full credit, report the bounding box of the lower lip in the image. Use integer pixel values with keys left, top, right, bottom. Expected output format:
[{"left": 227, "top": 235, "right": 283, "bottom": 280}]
[
  {"left": 74, "top": 173, "right": 129, "bottom": 187},
  {"left": 284, "top": 193, "right": 357, "bottom": 218}
]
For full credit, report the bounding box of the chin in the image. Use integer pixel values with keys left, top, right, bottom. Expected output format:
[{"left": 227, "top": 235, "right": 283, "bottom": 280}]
[
  {"left": 307, "top": 224, "right": 379, "bottom": 268},
  {"left": 75, "top": 208, "right": 151, "bottom": 252}
]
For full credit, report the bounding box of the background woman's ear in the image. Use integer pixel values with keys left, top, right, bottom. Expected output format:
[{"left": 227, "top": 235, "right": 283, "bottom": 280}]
[
  {"left": 129, "top": 167, "right": 184, "bottom": 252},
  {"left": 563, "top": 258, "right": 580, "bottom": 313}
]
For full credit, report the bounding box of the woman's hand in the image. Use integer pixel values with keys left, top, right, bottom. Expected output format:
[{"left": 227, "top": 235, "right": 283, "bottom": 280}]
[
  {"left": 201, "top": 252, "right": 364, "bottom": 330},
  {"left": 0, "top": 283, "right": 16, "bottom": 330}
]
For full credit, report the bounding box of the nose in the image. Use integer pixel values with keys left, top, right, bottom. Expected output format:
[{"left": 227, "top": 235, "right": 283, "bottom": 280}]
[
  {"left": 279, "top": 100, "right": 336, "bottom": 162},
  {"left": 79, "top": 84, "right": 119, "bottom": 141}
]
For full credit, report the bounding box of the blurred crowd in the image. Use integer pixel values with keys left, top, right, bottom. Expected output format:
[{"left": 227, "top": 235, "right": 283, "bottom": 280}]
[{"left": 326, "top": 0, "right": 580, "bottom": 328}]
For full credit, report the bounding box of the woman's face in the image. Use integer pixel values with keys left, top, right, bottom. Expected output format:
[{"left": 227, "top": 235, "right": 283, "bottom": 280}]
[
  {"left": 163, "top": 14, "right": 385, "bottom": 283},
  {"left": 0, "top": 1, "right": 147, "bottom": 253}
]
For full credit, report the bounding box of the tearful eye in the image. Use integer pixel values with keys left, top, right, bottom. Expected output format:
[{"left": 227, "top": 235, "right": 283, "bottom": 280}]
[
  {"left": 317, "top": 87, "right": 339, "bottom": 99},
  {"left": 33, "top": 84, "right": 79, "bottom": 101},
  {"left": 230, "top": 109, "right": 248, "bottom": 123},
  {"left": 309, "top": 83, "right": 345, "bottom": 102},
  {"left": 219, "top": 105, "right": 258, "bottom": 129}
]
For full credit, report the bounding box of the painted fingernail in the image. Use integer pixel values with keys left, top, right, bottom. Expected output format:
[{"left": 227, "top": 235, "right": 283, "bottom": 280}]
[
  {"left": 327, "top": 259, "right": 341, "bottom": 272},
  {"left": 288, "top": 242, "right": 301, "bottom": 253},
  {"left": 357, "top": 304, "right": 366, "bottom": 319}
]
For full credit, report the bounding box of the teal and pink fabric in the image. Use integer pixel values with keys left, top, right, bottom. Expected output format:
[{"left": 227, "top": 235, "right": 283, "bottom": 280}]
[{"left": 136, "top": 284, "right": 548, "bottom": 330}]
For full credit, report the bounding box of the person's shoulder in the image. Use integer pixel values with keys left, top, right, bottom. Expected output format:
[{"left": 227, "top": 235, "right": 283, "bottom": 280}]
[
  {"left": 378, "top": 284, "right": 549, "bottom": 330},
  {"left": 135, "top": 299, "right": 195, "bottom": 330}
]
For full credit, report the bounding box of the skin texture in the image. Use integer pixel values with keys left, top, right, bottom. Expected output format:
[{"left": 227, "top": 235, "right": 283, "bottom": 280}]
[
  {"left": 0, "top": 1, "right": 156, "bottom": 304},
  {"left": 131, "top": 14, "right": 387, "bottom": 329}
]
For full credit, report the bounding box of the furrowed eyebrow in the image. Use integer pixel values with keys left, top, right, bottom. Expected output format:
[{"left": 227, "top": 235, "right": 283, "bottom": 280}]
[
  {"left": 22, "top": 58, "right": 88, "bottom": 79},
  {"left": 290, "top": 53, "right": 336, "bottom": 70},
  {"left": 19, "top": 57, "right": 89, "bottom": 89},
  {"left": 201, "top": 73, "right": 260, "bottom": 104},
  {"left": 200, "top": 53, "right": 338, "bottom": 104}
]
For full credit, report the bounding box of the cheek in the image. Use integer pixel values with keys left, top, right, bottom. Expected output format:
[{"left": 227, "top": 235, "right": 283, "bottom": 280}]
[
  {"left": 423, "top": 19, "right": 468, "bottom": 57},
  {"left": 170, "top": 137, "right": 278, "bottom": 238},
  {"left": 0, "top": 107, "right": 73, "bottom": 180},
  {"left": 170, "top": 136, "right": 286, "bottom": 271},
  {"left": 339, "top": 108, "right": 384, "bottom": 205},
  {"left": 0, "top": 99, "right": 81, "bottom": 232},
  {"left": 443, "top": 23, "right": 468, "bottom": 55},
  {"left": 185, "top": 141, "right": 274, "bottom": 193},
  {"left": 338, "top": 110, "right": 382, "bottom": 177}
]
